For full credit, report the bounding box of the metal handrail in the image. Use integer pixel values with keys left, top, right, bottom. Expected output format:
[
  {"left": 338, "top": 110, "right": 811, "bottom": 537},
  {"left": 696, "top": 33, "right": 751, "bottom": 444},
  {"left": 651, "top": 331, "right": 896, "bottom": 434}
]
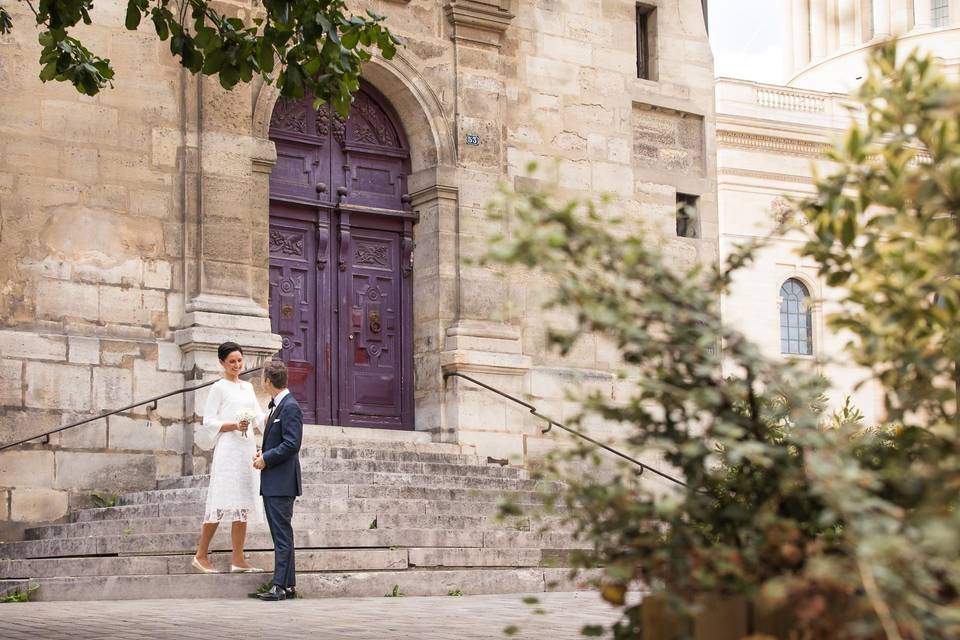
[
  {"left": 0, "top": 366, "right": 264, "bottom": 452},
  {"left": 443, "top": 371, "right": 688, "bottom": 489}
]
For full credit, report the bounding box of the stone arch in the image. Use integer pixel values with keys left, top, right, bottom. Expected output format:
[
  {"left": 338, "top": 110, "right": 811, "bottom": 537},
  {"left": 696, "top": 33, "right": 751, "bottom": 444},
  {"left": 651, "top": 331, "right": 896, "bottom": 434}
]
[
  {"left": 252, "top": 53, "right": 454, "bottom": 173},
  {"left": 251, "top": 54, "right": 458, "bottom": 435}
]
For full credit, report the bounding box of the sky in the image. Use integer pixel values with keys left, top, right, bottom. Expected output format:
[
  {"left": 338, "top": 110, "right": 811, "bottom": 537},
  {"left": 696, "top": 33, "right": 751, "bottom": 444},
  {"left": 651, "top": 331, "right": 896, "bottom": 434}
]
[{"left": 709, "top": 0, "right": 787, "bottom": 84}]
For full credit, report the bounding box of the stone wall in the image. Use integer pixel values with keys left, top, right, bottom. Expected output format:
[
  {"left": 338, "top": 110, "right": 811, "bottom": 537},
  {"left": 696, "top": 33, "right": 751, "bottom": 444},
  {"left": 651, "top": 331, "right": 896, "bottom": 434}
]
[
  {"left": 0, "top": 0, "right": 716, "bottom": 524},
  {"left": 0, "top": 0, "right": 192, "bottom": 524}
]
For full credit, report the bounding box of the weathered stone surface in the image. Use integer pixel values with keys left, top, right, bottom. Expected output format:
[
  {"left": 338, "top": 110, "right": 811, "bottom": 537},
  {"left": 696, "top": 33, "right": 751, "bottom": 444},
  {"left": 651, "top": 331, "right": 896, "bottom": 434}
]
[
  {"left": 0, "top": 331, "right": 67, "bottom": 361},
  {"left": 35, "top": 280, "right": 100, "bottom": 322},
  {"left": 107, "top": 415, "right": 164, "bottom": 451},
  {"left": 0, "top": 451, "right": 55, "bottom": 488},
  {"left": 54, "top": 451, "right": 156, "bottom": 491},
  {"left": 53, "top": 421, "right": 107, "bottom": 454},
  {"left": 93, "top": 367, "right": 133, "bottom": 410},
  {"left": 10, "top": 488, "right": 69, "bottom": 522},
  {"left": 133, "top": 360, "right": 184, "bottom": 420},
  {"left": 24, "top": 362, "right": 91, "bottom": 411},
  {"left": 67, "top": 336, "right": 100, "bottom": 365},
  {"left": 0, "top": 360, "right": 22, "bottom": 406}
]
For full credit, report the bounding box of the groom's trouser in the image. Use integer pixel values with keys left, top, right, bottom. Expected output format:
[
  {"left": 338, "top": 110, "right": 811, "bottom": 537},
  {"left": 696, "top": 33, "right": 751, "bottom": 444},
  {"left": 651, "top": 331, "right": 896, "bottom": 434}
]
[{"left": 263, "top": 496, "right": 296, "bottom": 588}]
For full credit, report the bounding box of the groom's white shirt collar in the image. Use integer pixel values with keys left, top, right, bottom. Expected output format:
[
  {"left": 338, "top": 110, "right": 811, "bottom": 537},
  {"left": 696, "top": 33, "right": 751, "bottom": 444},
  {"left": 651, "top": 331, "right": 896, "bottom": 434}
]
[{"left": 273, "top": 389, "right": 291, "bottom": 407}]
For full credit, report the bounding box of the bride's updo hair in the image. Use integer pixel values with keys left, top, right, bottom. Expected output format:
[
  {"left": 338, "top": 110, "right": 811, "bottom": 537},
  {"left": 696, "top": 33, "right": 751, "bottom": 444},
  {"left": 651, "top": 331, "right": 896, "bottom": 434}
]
[{"left": 217, "top": 341, "right": 243, "bottom": 362}]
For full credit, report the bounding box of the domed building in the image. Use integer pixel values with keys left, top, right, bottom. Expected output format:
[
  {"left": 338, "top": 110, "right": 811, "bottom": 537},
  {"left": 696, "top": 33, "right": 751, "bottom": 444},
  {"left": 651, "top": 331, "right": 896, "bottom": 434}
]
[{"left": 716, "top": 0, "right": 959, "bottom": 424}]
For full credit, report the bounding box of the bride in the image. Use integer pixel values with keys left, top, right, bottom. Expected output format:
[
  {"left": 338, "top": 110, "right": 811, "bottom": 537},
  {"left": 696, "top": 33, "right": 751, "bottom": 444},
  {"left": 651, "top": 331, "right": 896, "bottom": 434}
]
[{"left": 192, "top": 341, "right": 265, "bottom": 573}]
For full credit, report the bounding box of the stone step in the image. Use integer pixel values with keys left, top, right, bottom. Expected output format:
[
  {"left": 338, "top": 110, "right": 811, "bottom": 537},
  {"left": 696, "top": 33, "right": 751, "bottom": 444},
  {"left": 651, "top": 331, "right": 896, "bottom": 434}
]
[
  {"left": 117, "top": 481, "right": 551, "bottom": 507},
  {"left": 1, "top": 547, "right": 563, "bottom": 579},
  {"left": 156, "top": 459, "right": 525, "bottom": 491},
  {"left": 302, "top": 444, "right": 481, "bottom": 465},
  {"left": 0, "top": 567, "right": 591, "bottom": 602},
  {"left": 0, "top": 527, "right": 586, "bottom": 559},
  {"left": 26, "top": 511, "right": 557, "bottom": 541},
  {"left": 72, "top": 497, "right": 560, "bottom": 523}
]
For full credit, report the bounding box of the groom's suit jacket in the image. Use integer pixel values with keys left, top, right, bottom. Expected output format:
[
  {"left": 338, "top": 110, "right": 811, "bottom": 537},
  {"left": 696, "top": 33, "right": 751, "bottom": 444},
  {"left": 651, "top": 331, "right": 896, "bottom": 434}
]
[{"left": 260, "top": 392, "right": 303, "bottom": 497}]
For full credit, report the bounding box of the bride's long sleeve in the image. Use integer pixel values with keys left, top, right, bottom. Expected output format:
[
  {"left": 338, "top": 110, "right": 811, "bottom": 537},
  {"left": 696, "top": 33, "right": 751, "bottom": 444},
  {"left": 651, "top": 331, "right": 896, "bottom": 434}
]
[
  {"left": 253, "top": 388, "right": 267, "bottom": 433},
  {"left": 197, "top": 382, "right": 225, "bottom": 450}
]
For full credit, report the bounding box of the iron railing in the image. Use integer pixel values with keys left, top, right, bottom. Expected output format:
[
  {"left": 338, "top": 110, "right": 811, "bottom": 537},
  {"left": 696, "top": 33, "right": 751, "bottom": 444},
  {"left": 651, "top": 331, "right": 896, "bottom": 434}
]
[
  {"left": 0, "top": 367, "right": 264, "bottom": 452},
  {"left": 443, "top": 371, "right": 688, "bottom": 489}
]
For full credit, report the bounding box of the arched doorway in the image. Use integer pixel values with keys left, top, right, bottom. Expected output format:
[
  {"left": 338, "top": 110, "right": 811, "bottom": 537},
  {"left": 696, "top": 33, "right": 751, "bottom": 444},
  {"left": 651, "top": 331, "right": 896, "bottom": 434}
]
[{"left": 267, "top": 85, "right": 414, "bottom": 429}]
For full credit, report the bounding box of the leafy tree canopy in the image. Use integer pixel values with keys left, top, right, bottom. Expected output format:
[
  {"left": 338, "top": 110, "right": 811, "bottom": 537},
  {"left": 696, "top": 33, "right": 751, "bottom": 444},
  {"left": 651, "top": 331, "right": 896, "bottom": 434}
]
[{"left": 0, "top": 0, "right": 400, "bottom": 115}]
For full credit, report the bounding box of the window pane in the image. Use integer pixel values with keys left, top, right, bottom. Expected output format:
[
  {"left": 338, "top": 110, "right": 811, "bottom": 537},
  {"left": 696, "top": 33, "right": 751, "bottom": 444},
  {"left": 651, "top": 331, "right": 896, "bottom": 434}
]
[{"left": 780, "top": 278, "right": 814, "bottom": 355}]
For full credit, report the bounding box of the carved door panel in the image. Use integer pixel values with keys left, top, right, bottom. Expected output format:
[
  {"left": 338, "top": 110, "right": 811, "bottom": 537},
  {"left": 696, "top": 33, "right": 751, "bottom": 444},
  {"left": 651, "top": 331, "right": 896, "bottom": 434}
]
[
  {"left": 268, "top": 206, "right": 333, "bottom": 425},
  {"left": 336, "top": 223, "right": 406, "bottom": 428},
  {"left": 269, "top": 86, "right": 412, "bottom": 430}
]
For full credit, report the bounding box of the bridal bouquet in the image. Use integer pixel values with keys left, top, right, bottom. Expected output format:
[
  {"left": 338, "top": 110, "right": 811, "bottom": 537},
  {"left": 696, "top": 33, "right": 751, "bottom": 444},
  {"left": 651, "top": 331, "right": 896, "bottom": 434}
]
[{"left": 235, "top": 409, "right": 257, "bottom": 438}]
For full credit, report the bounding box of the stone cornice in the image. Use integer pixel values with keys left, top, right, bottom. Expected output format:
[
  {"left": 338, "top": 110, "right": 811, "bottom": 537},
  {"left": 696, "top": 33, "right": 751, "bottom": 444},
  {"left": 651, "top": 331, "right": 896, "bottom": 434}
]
[
  {"left": 718, "top": 167, "right": 813, "bottom": 185},
  {"left": 444, "top": 0, "right": 515, "bottom": 47},
  {"left": 716, "top": 129, "right": 828, "bottom": 157}
]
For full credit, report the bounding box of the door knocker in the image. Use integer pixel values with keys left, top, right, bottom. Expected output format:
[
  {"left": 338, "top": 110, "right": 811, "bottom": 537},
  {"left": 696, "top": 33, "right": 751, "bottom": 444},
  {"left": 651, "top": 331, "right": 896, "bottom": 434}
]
[
  {"left": 281, "top": 304, "right": 294, "bottom": 319},
  {"left": 368, "top": 310, "right": 382, "bottom": 334}
]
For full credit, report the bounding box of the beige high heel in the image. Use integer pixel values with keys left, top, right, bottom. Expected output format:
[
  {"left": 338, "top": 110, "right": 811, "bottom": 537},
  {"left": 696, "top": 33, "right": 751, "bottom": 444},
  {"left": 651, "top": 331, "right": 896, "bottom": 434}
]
[
  {"left": 191, "top": 557, "right": 218, "bottom": 574},
  {"left": 230, "top": 564, "right": 263, "bottom": 573}
]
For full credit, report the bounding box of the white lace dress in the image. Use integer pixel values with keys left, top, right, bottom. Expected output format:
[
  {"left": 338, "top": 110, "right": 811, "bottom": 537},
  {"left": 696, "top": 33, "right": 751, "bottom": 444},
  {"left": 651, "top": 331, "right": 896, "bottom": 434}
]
[{"left": 199, "top": 379, "right": 265, "bottom": 524}]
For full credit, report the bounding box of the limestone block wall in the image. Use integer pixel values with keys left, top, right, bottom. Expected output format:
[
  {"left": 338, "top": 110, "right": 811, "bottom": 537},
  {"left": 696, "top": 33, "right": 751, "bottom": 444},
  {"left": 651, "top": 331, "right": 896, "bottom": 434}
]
[
  {"left": 440, "top": 0, "right": 718, "bottom": 462},
  {"left": 0, "top": 0, "right": 717, "bottom": 524},
  {"left": 0, "top": 0, "right": 190, "bottom": 524}
]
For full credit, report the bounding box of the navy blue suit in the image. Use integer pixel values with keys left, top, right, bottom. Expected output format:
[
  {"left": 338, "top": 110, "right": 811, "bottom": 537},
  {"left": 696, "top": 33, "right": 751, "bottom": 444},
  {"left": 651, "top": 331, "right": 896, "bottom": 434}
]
[{"left": 260, "top": 391, "right": 303, "bottom": 589}]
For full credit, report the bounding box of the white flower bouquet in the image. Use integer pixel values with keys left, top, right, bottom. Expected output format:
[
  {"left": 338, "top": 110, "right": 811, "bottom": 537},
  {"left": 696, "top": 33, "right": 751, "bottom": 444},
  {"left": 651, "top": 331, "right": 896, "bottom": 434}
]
[{"left": 235, "top": 409, "right": 257, "bottom": 438}]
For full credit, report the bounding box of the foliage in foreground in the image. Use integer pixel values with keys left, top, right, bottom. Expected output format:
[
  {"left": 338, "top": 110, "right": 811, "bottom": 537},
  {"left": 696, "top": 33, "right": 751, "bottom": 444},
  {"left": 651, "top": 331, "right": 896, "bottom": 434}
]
[
  {"left": 1, "top": 0, "right": 399, "bottom": 115},
  {"left": 488, "top": 44, "right": 959, "bottom": 639}
]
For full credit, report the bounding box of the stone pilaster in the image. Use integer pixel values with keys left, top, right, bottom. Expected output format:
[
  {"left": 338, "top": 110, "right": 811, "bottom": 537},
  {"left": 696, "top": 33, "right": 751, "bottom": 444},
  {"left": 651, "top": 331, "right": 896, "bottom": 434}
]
[{"left": 438, "top": 0, "right": 526, "bottom": 457}]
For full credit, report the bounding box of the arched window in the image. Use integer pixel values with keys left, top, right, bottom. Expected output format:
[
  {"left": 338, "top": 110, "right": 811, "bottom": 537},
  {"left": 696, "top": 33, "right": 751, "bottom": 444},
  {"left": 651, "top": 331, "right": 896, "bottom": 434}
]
[{"left": 780, "top": 279, "right": 813, "bottom": 356}]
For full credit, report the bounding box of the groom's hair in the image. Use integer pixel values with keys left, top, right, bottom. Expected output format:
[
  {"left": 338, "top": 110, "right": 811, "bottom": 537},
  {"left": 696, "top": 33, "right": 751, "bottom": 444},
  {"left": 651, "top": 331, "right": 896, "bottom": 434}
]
[{"left": 263, "top": 360, "right": 288, "bottom": 389}]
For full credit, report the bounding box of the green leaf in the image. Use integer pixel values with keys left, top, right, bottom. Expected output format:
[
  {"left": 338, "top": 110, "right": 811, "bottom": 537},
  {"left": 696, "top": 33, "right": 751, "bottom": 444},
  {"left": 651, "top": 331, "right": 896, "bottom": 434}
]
[
  {"left": 341, "top": 28, "right": 359, "bottom": 50},
  {"left": 125, "top": 0, "right": 142, "bottom": 30},
  {"left": 152, "top": 12, "right": 169, "bottom": 41}
]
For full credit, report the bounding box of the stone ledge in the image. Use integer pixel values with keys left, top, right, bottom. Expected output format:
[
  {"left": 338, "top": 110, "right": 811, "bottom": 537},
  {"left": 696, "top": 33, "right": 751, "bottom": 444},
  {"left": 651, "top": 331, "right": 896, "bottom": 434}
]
[{"left": 440, "top": 350, "right": 531, "bottom": 376}]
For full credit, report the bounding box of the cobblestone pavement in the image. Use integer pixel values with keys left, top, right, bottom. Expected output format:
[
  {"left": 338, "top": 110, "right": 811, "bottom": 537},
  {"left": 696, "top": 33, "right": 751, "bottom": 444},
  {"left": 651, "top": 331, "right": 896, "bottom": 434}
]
[{"left": 1, "top": 592, "right": 623, "bottom": 639}]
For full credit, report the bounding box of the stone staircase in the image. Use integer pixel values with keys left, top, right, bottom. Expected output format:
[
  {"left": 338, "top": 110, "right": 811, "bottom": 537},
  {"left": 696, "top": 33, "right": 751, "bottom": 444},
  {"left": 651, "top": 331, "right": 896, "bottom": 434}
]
[{"left": 0, "top": 427, "right": 590, "bottom": 601}]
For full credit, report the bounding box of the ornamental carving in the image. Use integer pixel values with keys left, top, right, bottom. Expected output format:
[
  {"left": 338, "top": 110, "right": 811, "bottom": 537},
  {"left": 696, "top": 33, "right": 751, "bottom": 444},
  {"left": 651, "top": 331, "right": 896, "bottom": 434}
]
[
  {"left": 270, "top": 98, "right": 309, "bottom": 135},
  {"left": 355, "top": 243, "right": 388, "bottom": 266},
  {"left": 270, "top": 230, "right": 305, "bottom": 257},
  {"left": 716, "top": 130, "right": 828, "bottom": 158},
  {"left": 316, "top": 103, "right": 346, "bottom": 146},
  {"left": 350, "top": 92, "right": 399, "bottom": 148}
]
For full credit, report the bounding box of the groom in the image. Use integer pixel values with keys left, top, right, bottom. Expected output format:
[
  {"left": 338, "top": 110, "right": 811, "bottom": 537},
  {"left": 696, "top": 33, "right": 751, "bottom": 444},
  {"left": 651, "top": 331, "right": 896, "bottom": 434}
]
[{"left": 252, "top": 360, "right": 303, "bottom": 601}]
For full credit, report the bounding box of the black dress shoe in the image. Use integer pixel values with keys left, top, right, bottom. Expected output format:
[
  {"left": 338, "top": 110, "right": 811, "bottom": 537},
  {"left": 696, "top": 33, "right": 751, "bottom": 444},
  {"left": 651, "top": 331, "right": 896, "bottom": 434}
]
[
  {"left": 255, "top": 585, "right": 287, "bottom": 601},
  {"left": 284, "top": 587, "right": 298, "bottom": 599}
]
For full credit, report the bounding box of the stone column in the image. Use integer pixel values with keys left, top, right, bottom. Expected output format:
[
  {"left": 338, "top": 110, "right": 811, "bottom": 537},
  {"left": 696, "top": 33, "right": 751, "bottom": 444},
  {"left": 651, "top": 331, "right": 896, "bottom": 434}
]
[
  {"left": 890, "top": 0, "right": 912, "bottom": 32},
  {"left": 810, "top": 0, "right": 828, "bottom": 59},
  {"left": 784, "top": 3, "right": 796, "bottom": 80},
  {"left": 914, "top": 0, "right": 932, "bottom": 28},
  {"left": 839, "top": 0, "right": 857, "bottom": 45},
  {"left": 792, "top": 0, "right": 811, "bottom": 70},
  {"left": 874, "top": 0, "right": 891, "bottom": 35}
]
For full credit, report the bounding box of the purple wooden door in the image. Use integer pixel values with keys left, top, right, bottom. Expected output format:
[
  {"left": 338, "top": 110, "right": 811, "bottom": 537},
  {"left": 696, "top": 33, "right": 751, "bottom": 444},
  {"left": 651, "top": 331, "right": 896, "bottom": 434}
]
[{"left": 268, "top": 86, "right": 414, "bottom": 429}]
